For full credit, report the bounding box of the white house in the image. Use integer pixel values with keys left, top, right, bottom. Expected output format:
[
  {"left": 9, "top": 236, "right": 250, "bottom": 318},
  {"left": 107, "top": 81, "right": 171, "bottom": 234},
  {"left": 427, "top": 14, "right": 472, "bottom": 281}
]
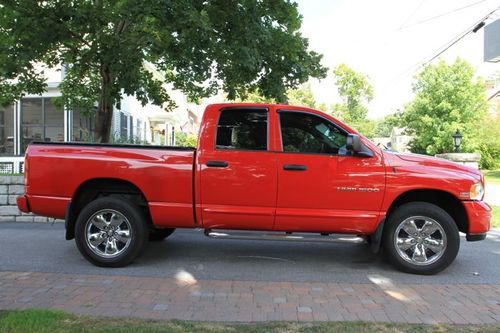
[
  {"left": 0, "top": 64, "right": 218, "bottom": 173},
  {"left": 390, "top": 127, "right": 413, "bottom": 153}
]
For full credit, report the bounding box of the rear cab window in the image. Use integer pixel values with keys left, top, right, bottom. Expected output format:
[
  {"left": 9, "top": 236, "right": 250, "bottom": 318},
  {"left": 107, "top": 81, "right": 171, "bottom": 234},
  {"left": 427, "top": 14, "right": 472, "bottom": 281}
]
[{"left": 216, "top": 108, "right": 268, "bottom": 151}]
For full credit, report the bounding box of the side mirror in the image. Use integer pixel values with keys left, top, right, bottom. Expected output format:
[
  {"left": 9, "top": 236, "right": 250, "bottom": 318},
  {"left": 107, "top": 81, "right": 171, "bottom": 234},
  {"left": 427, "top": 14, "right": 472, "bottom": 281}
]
[
  {"left": 346, "top": 134, "right": 362, "bottom": 153},
  {"left": 346, "top": 134, "right": 373, "bottom": 157}
]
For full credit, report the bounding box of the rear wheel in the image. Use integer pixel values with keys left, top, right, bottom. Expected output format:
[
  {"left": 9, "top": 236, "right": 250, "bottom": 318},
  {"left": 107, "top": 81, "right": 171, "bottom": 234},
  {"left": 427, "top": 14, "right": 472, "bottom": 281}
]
[
  {"left": 149, "top": 228, "right": 175, "bottom": 241},
  {"left": 383, "top": 202, "right": 460, "bottom": 275},
  {"left": 75, "top": 197, "right": 148, "bottom": 267}
]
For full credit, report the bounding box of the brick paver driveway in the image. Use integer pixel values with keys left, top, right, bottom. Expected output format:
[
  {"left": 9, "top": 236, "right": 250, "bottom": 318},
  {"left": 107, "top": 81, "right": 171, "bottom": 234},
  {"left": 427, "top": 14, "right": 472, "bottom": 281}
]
[{"left": 1, "top": 222, "right": 500, "bottom": 324}]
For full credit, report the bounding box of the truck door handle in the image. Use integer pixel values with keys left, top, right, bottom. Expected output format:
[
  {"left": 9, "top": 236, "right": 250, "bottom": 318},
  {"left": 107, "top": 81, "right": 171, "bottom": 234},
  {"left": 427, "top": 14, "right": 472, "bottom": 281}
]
[
  {"left": 283, "top": 164, "right": 307, "bottom": 171},
  {"left": 206, "top": 160, "right": 229, "bottom": 168}
]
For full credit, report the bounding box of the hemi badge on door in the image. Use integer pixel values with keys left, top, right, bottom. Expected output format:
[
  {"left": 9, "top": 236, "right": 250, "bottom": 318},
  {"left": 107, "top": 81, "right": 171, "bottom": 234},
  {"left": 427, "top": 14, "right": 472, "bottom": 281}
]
[
  {"left": 336, "top": 186, "right": 357, "bottom": 192},
  {"left": 337, "top": 186, "right": 380, "bottom": 193},
  {"left": 359, "top": 187, "right": 380, "bottom": 192}
]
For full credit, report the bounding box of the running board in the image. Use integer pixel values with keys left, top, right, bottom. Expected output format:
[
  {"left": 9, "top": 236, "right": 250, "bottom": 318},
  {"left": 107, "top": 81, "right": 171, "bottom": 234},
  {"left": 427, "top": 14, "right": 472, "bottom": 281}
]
[{"left": 204, "top": 229, "right": 366, "bottom": 244}]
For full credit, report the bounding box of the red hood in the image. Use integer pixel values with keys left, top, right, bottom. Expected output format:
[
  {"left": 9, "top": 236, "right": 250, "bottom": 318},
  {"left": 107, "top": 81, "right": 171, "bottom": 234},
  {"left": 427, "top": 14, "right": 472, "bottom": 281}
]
[{"left": 383, "top": 151, "right": 482, "bottom": 182}]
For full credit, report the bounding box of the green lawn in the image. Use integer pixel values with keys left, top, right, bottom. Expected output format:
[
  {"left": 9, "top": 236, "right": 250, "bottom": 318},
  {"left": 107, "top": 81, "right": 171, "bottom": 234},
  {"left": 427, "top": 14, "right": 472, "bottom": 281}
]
[
  {"left": 1, "top": 309, "right": 500, "bottom": 333},
  {"left": 484, "top": 170, "right": 500, "bottom": 185},
  {"left": 492, "top": 205, "right": 500, "bottom": 229}
]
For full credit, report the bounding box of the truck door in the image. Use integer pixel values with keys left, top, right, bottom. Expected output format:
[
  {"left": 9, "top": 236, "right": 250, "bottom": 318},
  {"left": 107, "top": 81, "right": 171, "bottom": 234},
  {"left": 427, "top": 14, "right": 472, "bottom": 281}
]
[
  {"left": 274, "top": 110, "right": 385, "bottom": 234},
  {"left": 198, "top": 107, "right": 278, "bottom": 230}
]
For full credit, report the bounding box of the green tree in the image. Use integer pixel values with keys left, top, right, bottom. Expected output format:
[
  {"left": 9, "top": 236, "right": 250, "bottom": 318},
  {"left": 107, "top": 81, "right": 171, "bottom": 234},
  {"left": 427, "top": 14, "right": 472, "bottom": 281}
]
[
  {"left": 316, "top": 102, "right": 330, "bottom": 113},
  {"left": 332, "top": 64, "right": 374, "bottom": 123},
  {"left": 0, "top": 0, "right": 326, "bottom": 142},
  {"left": 477, "top": 112, "right": 500, "bottom": 169},
  {"left": 331, "top": 64, "right": 375, "bottom": 136},
  {"left": 234, "top": 89, "right": 277, "bottom": 104},
  {"left": 373, "top": 112, "right": 402, "bottom": 137},
  {"left": 403, "top": 59, "right": 488, "bottom": 155},
  {"left": 235, "top": 84, "right": 319, "bottom": 109},
  {"left": 286, "top": 84, "right": 317, "bottom": 108}
]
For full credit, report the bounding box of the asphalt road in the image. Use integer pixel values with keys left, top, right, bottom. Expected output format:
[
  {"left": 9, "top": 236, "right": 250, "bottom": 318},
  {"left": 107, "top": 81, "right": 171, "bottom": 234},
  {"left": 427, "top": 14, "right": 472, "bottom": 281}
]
[{"left": 1, "top": 222, "right": 499, "bottom": 285}]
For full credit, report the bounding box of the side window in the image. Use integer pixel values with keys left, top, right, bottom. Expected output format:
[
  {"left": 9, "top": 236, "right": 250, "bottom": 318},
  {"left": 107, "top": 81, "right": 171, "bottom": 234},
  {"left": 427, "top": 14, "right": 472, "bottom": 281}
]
[
  {"left": 280, "top": 111, "right": 347, "bottom": 154},
  {"left": 216, "top": 109, "right": 268, "bottom": 151}
]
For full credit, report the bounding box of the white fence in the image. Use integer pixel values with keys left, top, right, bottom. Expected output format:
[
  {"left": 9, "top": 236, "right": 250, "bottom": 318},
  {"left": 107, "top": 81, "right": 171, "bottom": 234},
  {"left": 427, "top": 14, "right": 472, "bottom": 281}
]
[{"left": 0, "top": 157, "right": 25, "bottom": 174}]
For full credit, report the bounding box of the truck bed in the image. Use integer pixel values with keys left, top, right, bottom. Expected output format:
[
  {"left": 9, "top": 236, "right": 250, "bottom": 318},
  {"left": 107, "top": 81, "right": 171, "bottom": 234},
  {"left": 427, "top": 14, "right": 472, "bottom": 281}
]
[{"left": 24, "top": 142, "right": 196, "bottom": 228}]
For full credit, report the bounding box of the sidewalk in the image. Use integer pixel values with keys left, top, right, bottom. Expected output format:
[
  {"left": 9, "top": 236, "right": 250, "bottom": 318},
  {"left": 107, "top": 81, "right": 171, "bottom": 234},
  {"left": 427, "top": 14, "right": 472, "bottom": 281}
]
[{"left": 1, "top": 270, "right": 500, "bottom": 324}]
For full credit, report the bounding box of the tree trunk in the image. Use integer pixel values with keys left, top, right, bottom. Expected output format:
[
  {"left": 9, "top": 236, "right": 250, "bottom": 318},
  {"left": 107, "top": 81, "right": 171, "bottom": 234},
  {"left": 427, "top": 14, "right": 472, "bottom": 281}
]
[{"left": 94, "top": 64, "right": 114, "bottom": 143}]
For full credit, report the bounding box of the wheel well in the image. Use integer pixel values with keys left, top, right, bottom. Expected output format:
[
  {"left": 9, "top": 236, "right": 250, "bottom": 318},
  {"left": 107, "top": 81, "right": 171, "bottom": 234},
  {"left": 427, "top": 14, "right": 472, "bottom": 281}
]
[
  {"left": 386, "top": 189, "right": 468, "bottom": 234},
  {"left": 65, "top": 178, "right": 151, "bottom": 240}
]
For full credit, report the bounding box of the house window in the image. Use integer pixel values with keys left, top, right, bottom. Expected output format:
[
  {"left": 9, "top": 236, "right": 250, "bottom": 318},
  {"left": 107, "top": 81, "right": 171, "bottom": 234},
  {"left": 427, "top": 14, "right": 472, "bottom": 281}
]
[
  {"left": 120, "top": 113, "right": 129, "bottom": 140},
  {"left": 21, "top": 98, "right": 64, "bottom": 153},
  {"left": 72, "top": 108, "right": 95, "bottom": 142},
  {"left": 0, "top": 104, "right": 15, "bottom": 156},
  {"left": 136, "top": 119, "right": 142, "bottom": 141}
]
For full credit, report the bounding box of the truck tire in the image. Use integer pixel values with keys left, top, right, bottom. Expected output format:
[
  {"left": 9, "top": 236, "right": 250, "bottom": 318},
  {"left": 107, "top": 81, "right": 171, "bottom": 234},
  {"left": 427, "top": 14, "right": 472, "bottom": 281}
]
[
  {"left": 383, "top": 202, "right": 460, "bottom": 275},
  {"left": 74, "top": 197, "right": 148, "bottom": 267},
  {"left": 149, "top": 228, "right": 175, "bottom": 241}
]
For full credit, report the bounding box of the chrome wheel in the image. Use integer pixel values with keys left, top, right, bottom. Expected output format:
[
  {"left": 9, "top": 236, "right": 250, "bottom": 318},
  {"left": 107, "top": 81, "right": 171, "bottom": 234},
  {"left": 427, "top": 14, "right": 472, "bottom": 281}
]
[
  {"left": 85, "top": 209, "right": 132, "bottom": 258},
  {"left": 394, "top": 216, "right": 447, "bottom": 266}
]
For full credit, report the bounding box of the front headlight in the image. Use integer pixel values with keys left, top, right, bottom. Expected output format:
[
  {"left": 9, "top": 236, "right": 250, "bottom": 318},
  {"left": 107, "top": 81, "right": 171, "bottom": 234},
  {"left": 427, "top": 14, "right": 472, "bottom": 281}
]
[{"left": 470, "top": 183, "right": 484, "bottom": 201}]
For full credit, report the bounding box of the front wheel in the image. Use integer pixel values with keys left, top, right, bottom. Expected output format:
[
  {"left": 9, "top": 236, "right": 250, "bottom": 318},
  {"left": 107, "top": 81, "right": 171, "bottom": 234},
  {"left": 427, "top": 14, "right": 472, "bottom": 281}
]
[
  {"left": 383, "top": 202, "right": 460, "bottom": 275},
  {"left": 74, "top": 197, "right": 149, "bottom": 267}
]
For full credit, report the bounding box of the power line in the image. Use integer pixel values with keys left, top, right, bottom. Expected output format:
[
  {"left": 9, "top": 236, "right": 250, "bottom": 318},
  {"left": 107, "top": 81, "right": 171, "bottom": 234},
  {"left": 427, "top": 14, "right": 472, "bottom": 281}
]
[
  {"left": 398, "top": 0, "right": 427, "bottom": 30},
  {"left": 385, "top": 6, "right": 499, "bottom": 87},
  {"left": 421, "top": 6, "right": 499, "bottom": 66},
  {"left": 398, "top": 0, "right": 489, "bottom": 30}
]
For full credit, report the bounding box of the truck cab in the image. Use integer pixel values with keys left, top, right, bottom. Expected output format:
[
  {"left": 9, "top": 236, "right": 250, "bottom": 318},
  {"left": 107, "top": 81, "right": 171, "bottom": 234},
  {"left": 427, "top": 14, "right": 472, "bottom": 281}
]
[{"left": 197, "top": 104, "right": 385, "bottom": 234}]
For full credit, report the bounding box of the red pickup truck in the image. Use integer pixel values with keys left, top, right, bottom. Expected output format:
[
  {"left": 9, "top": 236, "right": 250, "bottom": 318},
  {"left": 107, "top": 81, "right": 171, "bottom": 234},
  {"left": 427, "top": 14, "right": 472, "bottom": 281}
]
[{"left": 17, "top": 103, "right": 491, "bottom": 274}]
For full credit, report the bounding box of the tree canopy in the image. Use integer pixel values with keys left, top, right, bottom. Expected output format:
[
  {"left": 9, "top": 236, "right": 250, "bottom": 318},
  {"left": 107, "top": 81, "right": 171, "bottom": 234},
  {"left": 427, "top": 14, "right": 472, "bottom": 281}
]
[
  {"left": 286, "top": 84, "right": 317, "bottom": 109},
  {"left": 0, "top": 0, "right": 327, "bottom": 142},
  {"left": 403, "top": 59, "right": 488, "bottom": 155},
  {"left": 331, "top": 64, "right": 373, "bottom": 123},
  {"left": 372, "top": 112, "right": 402, "bottom": 138},
  {"left": 330, "top": 64, "right": 375, "bottom": 136},
  {"left": 235, "top": 83, "right": 322, "bottom": 110}
]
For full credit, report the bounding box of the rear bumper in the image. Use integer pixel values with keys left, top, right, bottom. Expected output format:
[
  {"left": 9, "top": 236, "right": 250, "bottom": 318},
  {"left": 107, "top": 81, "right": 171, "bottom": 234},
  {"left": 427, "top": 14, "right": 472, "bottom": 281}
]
[
  {"left": 463, "top": 200, "right": 491, "bottom": 241},
  {"left": 16, "top": 195, "right": 30, "bottom": 213}
]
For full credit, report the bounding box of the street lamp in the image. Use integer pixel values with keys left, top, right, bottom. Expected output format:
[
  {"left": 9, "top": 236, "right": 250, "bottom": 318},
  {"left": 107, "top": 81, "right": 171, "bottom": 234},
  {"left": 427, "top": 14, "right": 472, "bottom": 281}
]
[{"left": 452, "top": 129, "right": 462, "bottom": 153}]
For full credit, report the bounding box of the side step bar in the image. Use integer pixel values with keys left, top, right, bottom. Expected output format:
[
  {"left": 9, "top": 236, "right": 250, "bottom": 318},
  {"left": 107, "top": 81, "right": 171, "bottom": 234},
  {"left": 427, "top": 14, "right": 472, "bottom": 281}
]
[{"left": 205, "top": 229, "right": 366, "bottom": 244}]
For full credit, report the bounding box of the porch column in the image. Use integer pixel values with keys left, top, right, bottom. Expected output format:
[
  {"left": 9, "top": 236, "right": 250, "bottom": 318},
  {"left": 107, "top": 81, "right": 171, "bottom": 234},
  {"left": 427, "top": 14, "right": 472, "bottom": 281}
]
[
  {"left": 64, "top": 106, "right": 71, "bottom": 142},
  {"left": 14, "top": 100, "right": 21, "bottom": 156}
]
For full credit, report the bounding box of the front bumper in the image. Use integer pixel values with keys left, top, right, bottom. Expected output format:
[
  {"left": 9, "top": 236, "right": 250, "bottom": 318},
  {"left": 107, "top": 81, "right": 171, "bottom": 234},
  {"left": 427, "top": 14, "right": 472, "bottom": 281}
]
[
  {"left": 16, "top": 195, "right": 30, "bottom": 213},
  {"left": 463, "top": 200, "right": 491, "bottom": 241}
]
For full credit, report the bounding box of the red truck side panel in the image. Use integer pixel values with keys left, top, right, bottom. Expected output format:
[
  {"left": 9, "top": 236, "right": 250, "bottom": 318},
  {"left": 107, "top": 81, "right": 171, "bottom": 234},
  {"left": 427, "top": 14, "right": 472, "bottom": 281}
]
[
  {"left": 25, "top": 145, "right": 195, "bottom": 227},
  {"left": 196, "top": 105, "right": 279, "bottom": 230},
  {"left": 274, "top": 153, "right": 385, "bottom": 234},
  {"left": 198, "top": 150, "right": 278, "bottom": 230},
  {"left": 270, "top": 105, "right": 386, "bottom": 234}
]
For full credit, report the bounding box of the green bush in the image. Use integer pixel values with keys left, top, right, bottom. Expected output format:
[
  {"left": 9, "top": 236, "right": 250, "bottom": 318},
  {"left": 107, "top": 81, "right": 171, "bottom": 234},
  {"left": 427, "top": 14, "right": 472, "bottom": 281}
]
[
  {"left": 110, "top": 133, "right": 150, "bottom": 145},
  {"left": 479, "top": 143, "right": 500, "bottom": 170},
  {"left": 478, "top": 114, "right": 500, "bottom": 170},
  {"left": 175, "top": 132, "right": 198, "bottom": 148}
]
